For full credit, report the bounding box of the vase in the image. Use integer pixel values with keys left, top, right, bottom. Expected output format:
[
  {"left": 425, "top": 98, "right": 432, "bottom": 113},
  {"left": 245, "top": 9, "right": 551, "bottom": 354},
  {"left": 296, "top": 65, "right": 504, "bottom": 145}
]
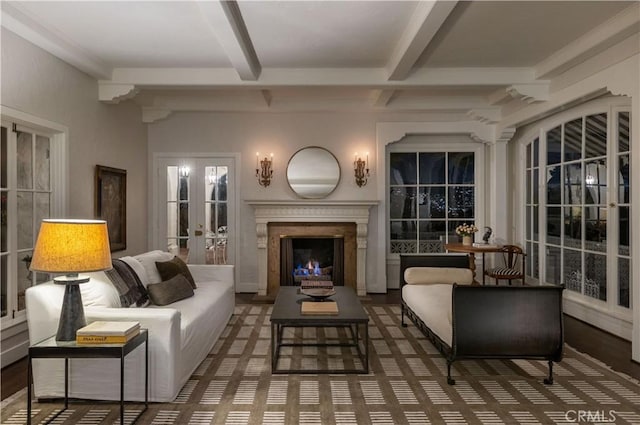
[{"left": 462, "top": 235, "right": 472, "bottom": 246}]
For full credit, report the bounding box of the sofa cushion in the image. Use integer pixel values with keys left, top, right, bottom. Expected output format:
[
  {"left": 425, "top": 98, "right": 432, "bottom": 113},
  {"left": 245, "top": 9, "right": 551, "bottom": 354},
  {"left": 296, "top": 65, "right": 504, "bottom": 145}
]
[
  {"left": 402, "top": 284, "right": 453, "bottom": 346},
  {"left": 119, "top": 256, "right": 151, "bottom": 288},
  {"left": 105, "top": 259, "right": 150, "bottom": 307},
  {"left": 156, "top": 256, "right": 197, "bottom": 289},
  {"left": 81, "top": 271, "right": 122, "bottom": 307},
  {"left": 404, "top": 267, "right": 473, "bottom": 285},
  {"left": 147, "top": 274, "right": 194, "bottom": 306},
  {"left": 134, "top": 250, "right": 174, "bottom": 284}
]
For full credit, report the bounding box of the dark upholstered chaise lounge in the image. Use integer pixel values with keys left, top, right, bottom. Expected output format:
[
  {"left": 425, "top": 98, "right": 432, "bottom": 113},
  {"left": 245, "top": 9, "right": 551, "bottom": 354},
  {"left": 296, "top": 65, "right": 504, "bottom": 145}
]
[{"left": 400, "top": 254, "right": 564, "bottom": 385}]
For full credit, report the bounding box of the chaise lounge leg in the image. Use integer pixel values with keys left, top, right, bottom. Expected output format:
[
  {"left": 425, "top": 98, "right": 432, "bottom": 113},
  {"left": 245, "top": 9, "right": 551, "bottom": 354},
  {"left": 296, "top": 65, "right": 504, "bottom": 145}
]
[
  {"left": 543, "top": 360, "right": 554, "bottom": 385},
  {"left": 447, "top": 361, "right": 456, "bottom": 385}
]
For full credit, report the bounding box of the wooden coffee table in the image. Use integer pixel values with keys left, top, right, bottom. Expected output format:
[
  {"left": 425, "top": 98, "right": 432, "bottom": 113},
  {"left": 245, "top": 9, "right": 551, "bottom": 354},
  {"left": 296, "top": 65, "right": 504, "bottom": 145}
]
[{"left": 270, "top": 286, "right": 369, "bottom": 374}]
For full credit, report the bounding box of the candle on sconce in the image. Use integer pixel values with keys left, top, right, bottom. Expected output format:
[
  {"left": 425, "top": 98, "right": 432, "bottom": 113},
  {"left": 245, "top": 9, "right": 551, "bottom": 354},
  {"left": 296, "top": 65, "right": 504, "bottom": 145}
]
[
  {"left": 256, "top": 152, "right": 259, "bottom": 169},
  {"left": 366, "top": 152, "right": 369, "bottom": 166}
]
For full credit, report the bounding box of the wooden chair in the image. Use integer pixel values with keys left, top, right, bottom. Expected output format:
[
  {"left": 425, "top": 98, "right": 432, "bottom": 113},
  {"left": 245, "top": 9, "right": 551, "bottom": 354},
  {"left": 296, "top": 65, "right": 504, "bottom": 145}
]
[{"left": 484, "top": 245, "right": 526, "bottom": 285}]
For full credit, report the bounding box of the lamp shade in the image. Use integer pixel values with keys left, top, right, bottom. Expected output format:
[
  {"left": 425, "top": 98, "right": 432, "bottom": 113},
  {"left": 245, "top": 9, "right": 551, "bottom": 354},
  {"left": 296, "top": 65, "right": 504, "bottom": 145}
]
[{"left": 30, "top": 219, "right": 112, "bottom": 273}]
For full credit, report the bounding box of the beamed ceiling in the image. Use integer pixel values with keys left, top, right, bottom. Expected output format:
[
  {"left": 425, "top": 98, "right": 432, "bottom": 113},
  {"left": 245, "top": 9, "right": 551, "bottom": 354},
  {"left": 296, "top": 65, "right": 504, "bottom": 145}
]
[{"left": 2, "top": 1, "right": 638, "bottom": 123}]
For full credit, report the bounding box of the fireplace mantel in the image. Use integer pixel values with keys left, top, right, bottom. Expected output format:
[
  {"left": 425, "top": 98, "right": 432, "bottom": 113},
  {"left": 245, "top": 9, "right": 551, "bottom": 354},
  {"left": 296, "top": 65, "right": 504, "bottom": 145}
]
[{"left": 247, "top": 200, "right": 377, "bottom": 296}]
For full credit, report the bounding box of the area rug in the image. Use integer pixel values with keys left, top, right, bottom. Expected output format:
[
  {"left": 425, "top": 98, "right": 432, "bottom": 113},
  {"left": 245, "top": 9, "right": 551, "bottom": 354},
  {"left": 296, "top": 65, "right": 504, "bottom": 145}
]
[{"left": 3, "top": 304, "right": 640, "bottom": 424}]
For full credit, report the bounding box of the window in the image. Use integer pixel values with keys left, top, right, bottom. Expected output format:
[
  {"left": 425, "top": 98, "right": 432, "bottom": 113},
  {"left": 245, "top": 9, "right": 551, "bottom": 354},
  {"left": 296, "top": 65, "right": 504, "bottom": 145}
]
[
  {"left": 1, "top": 121, "right": 55, "bottom": 323},
  {"left": 523, "top": 105, "right": 631, "bottom": 311},
  {"left": 389, "top": 151, "right": 476, "bottom": 253}
]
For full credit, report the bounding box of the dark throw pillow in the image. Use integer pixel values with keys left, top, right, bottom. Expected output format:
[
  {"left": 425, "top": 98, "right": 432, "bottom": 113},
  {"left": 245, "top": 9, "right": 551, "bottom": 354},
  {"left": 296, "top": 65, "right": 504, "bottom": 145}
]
[
  {"left": 105, "top": 259, "right": 150, "bottom": 307},
  {"left": 155, "top": 256, "right": 197, "bottom": 289},
  {"left": 147, "top": 274, "right": 194, "bottom": 306}
]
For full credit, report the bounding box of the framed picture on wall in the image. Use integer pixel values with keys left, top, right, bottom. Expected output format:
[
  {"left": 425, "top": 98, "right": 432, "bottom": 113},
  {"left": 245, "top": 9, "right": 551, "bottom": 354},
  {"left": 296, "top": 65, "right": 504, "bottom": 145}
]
[{"left": 95, "top": 165, "right": 127, "bottom": 252}]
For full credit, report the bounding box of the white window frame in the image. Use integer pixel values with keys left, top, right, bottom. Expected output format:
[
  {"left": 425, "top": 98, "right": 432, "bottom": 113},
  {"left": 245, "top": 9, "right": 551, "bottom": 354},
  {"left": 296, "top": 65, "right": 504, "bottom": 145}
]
[{"left": 1, "top": 106, "right": 67, "bottom": 330}]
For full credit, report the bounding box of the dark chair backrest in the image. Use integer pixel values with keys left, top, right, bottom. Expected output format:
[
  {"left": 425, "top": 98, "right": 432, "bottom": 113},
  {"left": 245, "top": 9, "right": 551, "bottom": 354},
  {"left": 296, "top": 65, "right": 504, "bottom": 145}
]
[
  {"left": 499, "top": 244, "right": 525, "bottom": 270},
  {"left": 399, "top": 254, "right": 469, "bottom": 288}
]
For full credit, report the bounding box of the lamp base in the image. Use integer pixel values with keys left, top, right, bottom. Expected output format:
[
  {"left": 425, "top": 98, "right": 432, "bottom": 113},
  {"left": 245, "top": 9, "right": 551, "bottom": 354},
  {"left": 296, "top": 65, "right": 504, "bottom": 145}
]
[{"left": 54, "top": 276, "right": 89, "bottom": 341}]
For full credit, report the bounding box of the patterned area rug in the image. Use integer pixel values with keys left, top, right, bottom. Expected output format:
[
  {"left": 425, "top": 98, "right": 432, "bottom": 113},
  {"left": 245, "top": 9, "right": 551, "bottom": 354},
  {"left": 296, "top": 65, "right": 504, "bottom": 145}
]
[{"left": 3, "top": 304, "right": 640, "bottom": 424}]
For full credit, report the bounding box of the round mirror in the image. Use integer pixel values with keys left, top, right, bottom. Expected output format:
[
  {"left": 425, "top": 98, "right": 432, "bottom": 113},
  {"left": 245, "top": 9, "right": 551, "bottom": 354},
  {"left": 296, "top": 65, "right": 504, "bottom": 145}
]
[{"left": 287, "top": 147, "right": 341, "bottom": 198}]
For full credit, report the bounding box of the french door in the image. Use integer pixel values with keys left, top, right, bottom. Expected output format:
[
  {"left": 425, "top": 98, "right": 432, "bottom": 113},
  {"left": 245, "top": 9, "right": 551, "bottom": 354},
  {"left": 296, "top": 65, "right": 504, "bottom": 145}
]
[{"left": 157, "top": 157, "right": 235, "bottom": 265}]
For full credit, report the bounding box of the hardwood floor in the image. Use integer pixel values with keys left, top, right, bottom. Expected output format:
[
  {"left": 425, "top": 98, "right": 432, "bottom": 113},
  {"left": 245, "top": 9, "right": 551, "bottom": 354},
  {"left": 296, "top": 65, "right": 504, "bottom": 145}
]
[{"left": 3, "top": 290, "right": 638, "bottom": 401}]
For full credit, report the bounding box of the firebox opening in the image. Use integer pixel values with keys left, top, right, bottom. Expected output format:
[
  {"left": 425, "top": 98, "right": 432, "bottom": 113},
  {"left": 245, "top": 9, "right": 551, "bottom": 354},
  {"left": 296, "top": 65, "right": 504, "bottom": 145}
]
[{"left": 280, "top": 236, "right": 344, "bottom": 286}]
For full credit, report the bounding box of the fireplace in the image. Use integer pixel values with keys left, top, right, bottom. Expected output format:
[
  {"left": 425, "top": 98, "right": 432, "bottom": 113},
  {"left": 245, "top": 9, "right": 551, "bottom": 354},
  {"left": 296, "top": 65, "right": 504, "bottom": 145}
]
[
  {"left": 248, "top": 200, "right": 376, "bottom": 296},
  {"left": 281, "top": 237, "right": 344, "bottom": 286}
]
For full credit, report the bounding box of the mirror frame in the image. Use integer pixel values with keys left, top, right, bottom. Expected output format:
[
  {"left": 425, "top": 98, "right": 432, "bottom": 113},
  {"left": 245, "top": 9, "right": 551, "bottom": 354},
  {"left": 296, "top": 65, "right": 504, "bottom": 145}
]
[{"left": 286, "top": 146, "right": 341, "bottom": 199}]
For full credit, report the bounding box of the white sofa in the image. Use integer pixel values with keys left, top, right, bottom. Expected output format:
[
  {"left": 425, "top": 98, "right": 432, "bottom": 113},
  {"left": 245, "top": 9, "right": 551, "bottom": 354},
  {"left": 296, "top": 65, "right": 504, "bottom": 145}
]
[{"left": 25, "top": 250, "right": 235, "bottom": 402}]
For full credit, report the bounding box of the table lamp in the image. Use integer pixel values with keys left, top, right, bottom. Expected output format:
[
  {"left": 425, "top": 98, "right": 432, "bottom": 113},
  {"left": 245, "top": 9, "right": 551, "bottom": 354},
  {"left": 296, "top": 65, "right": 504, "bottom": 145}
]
[{"left": 30, "top": 219, "right": 112, "bottom": 341}]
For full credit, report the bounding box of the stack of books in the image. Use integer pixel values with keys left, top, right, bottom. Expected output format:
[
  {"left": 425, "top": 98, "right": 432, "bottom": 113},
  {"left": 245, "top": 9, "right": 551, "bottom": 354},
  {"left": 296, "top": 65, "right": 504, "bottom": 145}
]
[
  {"left": 76, "top": 321, "right": 140, "bottom": 344},
  {"left": 300, "top": 280, "right": 334, "bottom": 290}
]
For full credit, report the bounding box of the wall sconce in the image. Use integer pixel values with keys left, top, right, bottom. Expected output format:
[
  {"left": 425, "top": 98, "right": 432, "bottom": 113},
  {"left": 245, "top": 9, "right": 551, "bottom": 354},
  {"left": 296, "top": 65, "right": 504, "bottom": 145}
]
[
  {"left": 256, "top": 152, "right": 274, "bottom": 187},
  {"left": 179, "top": 165, "right": 190, "bottom": 178},
  {"left": 354, "top": 152, "right": 370, "bottom": 187}
]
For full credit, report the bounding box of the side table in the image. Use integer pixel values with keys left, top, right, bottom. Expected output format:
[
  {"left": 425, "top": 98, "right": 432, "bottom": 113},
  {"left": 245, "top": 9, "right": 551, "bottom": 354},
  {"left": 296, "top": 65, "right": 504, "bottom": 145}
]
[{"left": 27, "top": 329, "right": 148, "bottom": 425}]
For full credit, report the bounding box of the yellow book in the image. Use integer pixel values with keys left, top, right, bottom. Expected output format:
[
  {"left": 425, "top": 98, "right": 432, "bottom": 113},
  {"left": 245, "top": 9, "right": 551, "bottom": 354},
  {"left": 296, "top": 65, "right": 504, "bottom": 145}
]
[{"left": 76, "top": 328, "right": 139, "bottom": 344}]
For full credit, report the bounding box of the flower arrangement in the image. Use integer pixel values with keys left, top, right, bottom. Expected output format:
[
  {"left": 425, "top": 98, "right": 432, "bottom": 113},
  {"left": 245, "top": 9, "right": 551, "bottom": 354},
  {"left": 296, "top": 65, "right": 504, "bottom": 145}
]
[{"left": 455, "top": 223, "right": 478, "bottom": 237}]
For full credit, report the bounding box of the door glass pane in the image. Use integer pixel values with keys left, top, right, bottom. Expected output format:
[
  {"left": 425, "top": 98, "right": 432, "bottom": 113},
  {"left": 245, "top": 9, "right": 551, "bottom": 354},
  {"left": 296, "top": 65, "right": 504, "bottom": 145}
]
[
  {"left": 1, "top": 192, "right": 6, "bottom": 252},
  {"left": 547, "top": 126, "right": 561, "bottom": 165},
  {"left": 585, "top": 113, "right": 607, "bottom": 158},
  {"left": 619, "top": 206, "right": 630, "bottom": 256},
  {"left": 1, "top": 126, "right": 7, "bottom": 188},
  {"left": 563, "top": 248, "right": 582, "bottom": 293},
  {"left": 167, "top": 166, "right": 177, "bottom": 202},
  {"left": 584, "top": 160, "right": 605, "bottom": 205},
  {"left": 390, "top": 187, "right": 416, "bottom": 219},
  {"left": 546, "top": 166, "right": 561, "bottom": 204},
  {"left": 526, "top": 242, "right": 532, "bottom": 276},
  {"left": 618, "top": 112, "right": 629, "bottom": 152},
  {"left": 563, "top": 164, "right": 582, "bottom": 204},
  {"left": 205, "top": 167, "right": 217, "bottom": 201},
  {"left": 448, "top": 186, "right": 474, "bottom": 218},
  {"left": 533, "top": 206, "right": 539, "bottom": 241},
  {"left": 35, "top": 135, "right": 50, "bottom": 191},
  {"left": 585, "top": 207, "right": 606, "bottom": 252},
  {"left": 526, "top": 170, "right": 531, "bottom": 204},
  {"left": 546, "top": 245, "right": 561, "bottom": 284},
  {"left": 526, "top": 144, "right": 531, "bottom": 168},
  {"left": 418, "top": 187, "right": 445, "bottom": 219},
  {"left": 390, "top": 153, "right": 416, "bottom": 185},
  {"left": 564, "top": 118, "right": 582, "bottom": 162},
  {"left": 418, "top": 220, "right": 445, "bottom": 253},
  {"left": 17, "top": 131, "right": 33, "bottom": 189},
  {"left": 531, "top": 242, "right": 539, "bottom": 279},
  {"left": 34, "top": 193, "right": 50, "bottom": 238},
  {"left": 533, "top": 168, "right": 539, "bottom": 204},
  {"left": 218, "top": 203, "right": 227, "bottom": 231},
  {"left": 564, "top": 206, "right": 581, "bottom": 249},
  {"left": 619, "top": 155, "right": 630, "bottom": 204},
  {"left": 1, "top": 255, "right": 6, "bottom": 317},
  {"left": 179, "top": 175, "right": 189, "bottom": 201},
  {"left": 17, "top": 192, "right": 33, "bottom": 250},
  {"left": 585, "top": 252, "right": 606, "bottom": 301},
  {"left": 448, "top": 152, "right": 474, "bottom": 184},
  {"left": 390, "top": 221, "right": 417, "bottom": 253},
  {"left": 167, "top": 203, "right": 177, "bottom": 238},
  {"left": 546, "top": 207, "right": 561, "bottom": 241},
  {"left": 533, "top": 138, "right": 539, "bottom": 167},
  {"left": 217, "top": 167, "right": 228, "bottom": 201},
  {"left": 618, "top": 257, "right": 630, "bottom": 308},
  {"left": 526, "top": 207, "right": 531, "bottom": 240},
  {"left": 419, "top": 153, "right": 445, "bottom": 184}
]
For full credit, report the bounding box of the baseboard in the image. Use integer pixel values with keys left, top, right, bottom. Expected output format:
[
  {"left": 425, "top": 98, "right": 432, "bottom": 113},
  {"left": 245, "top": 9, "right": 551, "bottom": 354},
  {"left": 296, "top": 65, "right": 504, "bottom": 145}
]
[
  {"left": 236, "top": 281, "right": 258, "bottom": 293},
  {"left": 563, "top": 297, "right": 632, "bottom": 341},
  {"left": 1, "top": 340, "right": 28, "bottom": 369}
]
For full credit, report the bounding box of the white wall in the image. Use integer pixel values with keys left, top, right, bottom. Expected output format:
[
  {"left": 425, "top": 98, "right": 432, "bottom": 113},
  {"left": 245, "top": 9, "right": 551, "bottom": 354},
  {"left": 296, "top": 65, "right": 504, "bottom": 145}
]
[
  {"left": 1, "top": 28, "right": 147, "bottom": 367},
  {"left": 148, "top": 111, "right": 456, "bottom": 293}
]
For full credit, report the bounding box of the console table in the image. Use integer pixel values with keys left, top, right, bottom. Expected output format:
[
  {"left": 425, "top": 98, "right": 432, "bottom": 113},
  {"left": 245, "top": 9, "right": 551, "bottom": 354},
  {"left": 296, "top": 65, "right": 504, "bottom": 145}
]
[
  {"left": 27, "top": 329, "right": 148, "bottom": 425},
  {"left": 444, "top": 243, "right": 503, "bottom": 284}
]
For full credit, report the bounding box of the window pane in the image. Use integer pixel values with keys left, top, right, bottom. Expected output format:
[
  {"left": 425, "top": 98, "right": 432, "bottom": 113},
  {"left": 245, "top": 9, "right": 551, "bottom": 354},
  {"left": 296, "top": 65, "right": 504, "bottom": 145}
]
[
  {"left": 564, "top": 118, "right": 582, "bottom": 162},
  {"left": 619, "top": 154, "right": 630, "bottom": 204},
  {"left": 563, "top": 164, "right": 582, "bottom": 204},
  {"left": 547, "top": 207, "right": 561, "bottom": 242},
  {"left": 448, "top": 186, "right": 474, "bottom": 218},
  {"left": 419, "top": 153, "right": 445, "bottom": 184},
  {"left": 564, "top": 206, "right": 581, "bottom": 249},
  {"left": 167, "top": 166, "right": 177, "bottom": 202},
  {"left": 618, "top": 112, "right": 629, "bottom": 153},
  {"left": 563, "top": 248, "right": 582, "bottom": 293},
  {"left": 418, "top": 187, "right": 445, "bottom": 218},
  {"left": 167, "top": 203, "right": 177, "bottom": 238},
  {"left": 34, "top": 193, "right": 50, "bottom": 238},
  {"left": 448, "top": 152, "right": 474, "bottom": 184},
  {"left": 390, "top": 221, "right": 417, "bottom": 243},
  {"left": 533, "top": 206, "right": 539, "bottom": 241},
  {"left": 1, "top": 255, "right": 6, "bottom": 317},
  {"left": 526, "top": 170, "right": 531, "bottom": 204},
  {"left": 585, "top": 207, "right": 606, "bottom": 252},
  {"left": 526, "top": 207, "right": 531, "bottom": 240},
  {"left": 585, "top": 113, "right": 607, "bottom": 158},
  {"left": 35, "top": 135, "right": 50, "bottom": 191},
  {"left": 179, "top": 175, "right": 189, "bottom": 201},
  {"left": 531, "top": 242, "right": 539, "bottom": 279},
  {"left": 584, "top": 160, "right": 605, "bottom": 205},
  {"left": 533, "top": 138, "right": 539, "bottom": 167},
  {"left": 218, "top": 203, "right": 228, "bottom": 230},
  {"left": 546, "top": 165, "right": 561, "bottom": 204},
  {"left": 533, "top": 168, "right": 539, "bottom": 204},
  {"left": 17, "top": 131, "right": 33, "bottom": 189},
  {"left": 526, "top": 144, "right": 531, "bottom": 168},
  {"left": 418, "top": 220, "right": 445, "bottom": 253},
  {"left": 179, "top": 202, "right": 189, "bottom": 238},
  {"left": 390, "top": 187, "right": 416, "bottom": 219},
  {"left": 585, "top": 252, "right": 606, "bottom": 301},
  {"left": 526, "top": 241, "right": 532, "bottom": 277},
  {"left": 618, "top": 257, "right": 630, "bottom": 308},
  {"left": 619, "top": 206, "right": 630, "bottom": 256},
  {"left": 1, "top": 192, "right": 6, "bottom": 252},
  {"left": 1, "top": 126, "right": 7, "bottom": 188},
  {"left": 546, "top": 245, "right": 561, "bottom": 284},
  {"left": 547, "top": 126, "right": 561, "bottom": 165},
  {"left": 17, "top": 192, "right": 33, "bottom": 250},
  {"left": 390, "top": 153, "right": 416, "bottom": 185}
]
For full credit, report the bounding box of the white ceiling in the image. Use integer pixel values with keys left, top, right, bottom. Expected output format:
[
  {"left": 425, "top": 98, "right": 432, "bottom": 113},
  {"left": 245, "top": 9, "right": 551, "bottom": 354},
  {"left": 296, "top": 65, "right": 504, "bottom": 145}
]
[{"left": 2, "top": 0, "right": 637, "bottom": 122}]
